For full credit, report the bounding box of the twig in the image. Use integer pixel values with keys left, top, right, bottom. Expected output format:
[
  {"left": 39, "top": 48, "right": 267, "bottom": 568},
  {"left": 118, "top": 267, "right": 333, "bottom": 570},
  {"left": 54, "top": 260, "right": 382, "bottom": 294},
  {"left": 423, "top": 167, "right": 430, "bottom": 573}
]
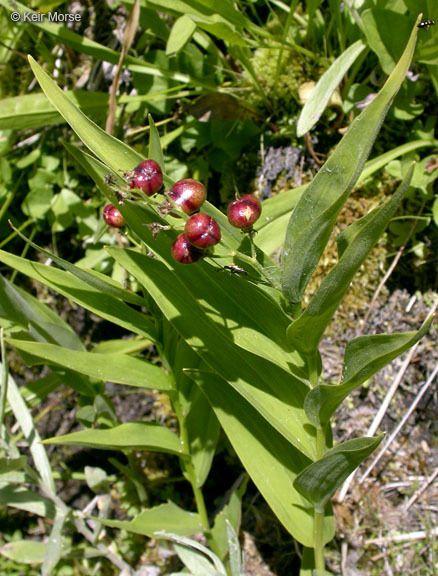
[
  {"left": 404, "top": 468, "right": 438, "bottom": 511},
  {"left": 359, "top": 363, "right": 438, "bottom": 484},
  {"left": 366, "top": 526, "right": 438, "bottom": 546}
]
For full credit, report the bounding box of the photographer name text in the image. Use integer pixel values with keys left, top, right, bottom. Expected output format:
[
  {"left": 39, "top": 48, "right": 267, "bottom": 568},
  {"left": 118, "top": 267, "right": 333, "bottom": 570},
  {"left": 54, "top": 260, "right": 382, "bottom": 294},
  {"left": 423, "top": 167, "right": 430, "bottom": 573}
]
[{"left": 11, "top": 11, "right": 81, "bottom": 22}]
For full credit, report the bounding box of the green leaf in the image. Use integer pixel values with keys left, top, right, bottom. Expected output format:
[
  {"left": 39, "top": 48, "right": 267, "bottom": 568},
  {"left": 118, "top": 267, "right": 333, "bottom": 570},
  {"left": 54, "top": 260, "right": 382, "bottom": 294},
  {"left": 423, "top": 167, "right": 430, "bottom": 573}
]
[
  {"left": 304, "top": 315, "right": 433, "bottom": 428},
  {"left": 0, "top": 456, "right": 26, "bottom": 474},
  {"left": 148, "top": 114, "right": 167, "bottom": 184},
  {"left": 173, "top": 542, "right": 225, "bottom": 576},
  {"left": 286, "top": 164, "right": 414, "bottom": 356},
  {"left": 433, "top": 196, "right": 438, "bottom": 227},
  {"left": 21, "top": 188, "right": 53, "bottom": 219},
  {"left": 5, "top": 339, "right": 172, "bottom": 392},
  {"left": 0, "top": 540, "right": 47, "bottom": 565},
  {"left": 294, "top": 435, "right": 384, "bottom": 512},
  {"left": 3, "top": 365, "right": 55, "bottom": 494},
  {"left": 0, "top": 485, "right": 56, "bottom": 518},
  {"left": 362, "top": 9, "right": 413, "bottom": 75},
  {"left": 210, "top": 477, "right": 248, "bottom": 560},
  {"left": 0, "top": 251, "right": 156, "bottom": 341},
  {"left": 166, "top": 15, "right": 197, "bottom": 55},
  {"left": 184, "top": 382, "right": 220, "bottom": 488},
  {"left": 42, "top": 422, "right": 184, "bottom": 455},
  {"left": 196, "top": 370, "right": 334, "bottom": 547},
  {"left": 95, "top": 502, "right": 201, "bottom": 536},
  {"left": 297, "top": 40, "right": 365, "bottom": 137},
  {"left": 107, "top": 246, "right": 314, "bottom": 459},
  {"left": 42, "top": 508, "right": 68, "bottom": 576},
  {"left": 281, "top": 18, "right": 420, "bottom": 306},
  {"left": 27, "top": 56, "right": 143, "bottom": 173},
  {"left": 10, "top": 223, "right": 152, "bottom": 311}
]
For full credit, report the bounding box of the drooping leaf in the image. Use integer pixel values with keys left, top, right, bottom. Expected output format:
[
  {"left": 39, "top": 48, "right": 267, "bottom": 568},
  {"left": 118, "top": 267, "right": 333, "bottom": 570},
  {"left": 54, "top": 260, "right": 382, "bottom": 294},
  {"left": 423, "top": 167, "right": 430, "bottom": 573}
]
[
  {"left": 0, "top": 485, "right": 56, "bottom": 518},
  {"left": 304, "top": 315, "right": 433, "bottom": 428},
  {"left": 5, "top": 339, "right": 172, "bottom": 392},
  {"left": 294, "top": 435, "right": 384, "bottom": 512},
  {"left": 42, "top": 422, "right": 184, "bottom": 455},
  {"left": 95, "top": 502, "right": 201, "bottom": 536},
  {"left": 281, "top": 18, "right": 420, "bottom": 306},
  {"left": 286, "top": 164, "right": 414, "bottom": 356},
  {"left": 297, "top": 40, "right": 365, "bottom": 137}
]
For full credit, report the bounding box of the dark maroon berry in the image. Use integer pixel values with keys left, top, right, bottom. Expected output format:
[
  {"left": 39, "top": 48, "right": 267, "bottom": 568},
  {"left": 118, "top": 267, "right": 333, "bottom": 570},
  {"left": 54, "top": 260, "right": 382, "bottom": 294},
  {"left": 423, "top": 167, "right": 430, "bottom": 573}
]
[
  {"left": 171, "top": 233, "right": 204, "bottom": 264},
  {"left": 129, "top": 159, "right": 163, "bottom": 196},
  {"left": 167, "top": 179, "right": 206, "bottom": 215},
  {"left": 103, "top": 204, "right": 125, "bottom": 228},
  {"left": 184, "top": 213, "right": 221, "bottom": 249},
  {"left": 227, "top": 194, "right": 261, "bottom": 229}
]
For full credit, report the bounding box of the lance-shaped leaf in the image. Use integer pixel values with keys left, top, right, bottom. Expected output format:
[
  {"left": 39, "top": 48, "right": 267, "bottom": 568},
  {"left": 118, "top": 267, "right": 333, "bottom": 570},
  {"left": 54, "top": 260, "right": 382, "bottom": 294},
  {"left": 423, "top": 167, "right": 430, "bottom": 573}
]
[
  {"left": 0, "top": 485, "right": 56, "bottom": 518},
  {"left": 42, "top": 422, "right": 184, "bottom": 455},
  {"left": 166, "top": 14, "right": 197, "bottom": 55},
  {"left": 195, "top": 370, "right": 334, "bottom": 547},
  {"left": 297, "top": 40, "right": 366, "bottom": 137},
  {"left": 5, "top": 339, "right": 172, "bottom": 392},
  {"left": 92, "top": 502, "right": 201, "bottom": 536},
  {"left": 107, "top": 247, "right": 315, "bottom": 460},
  {"left": 281, "top": 17, "right": 420, "bottom": 306},
  {"left": 9, "top": 223, "right": 152, "bottom": 311},
  {"left": 286, "top": 164, "right": 414, "bottom": 356},
  {"left": 294, "top": 435, "right": 384, "bottom": 512},
  {"left": 304, "top": 315, "right": 433, "bottom": 428},
  {"left": 0, "top": 251, "right": 156, "bottom": 341}
]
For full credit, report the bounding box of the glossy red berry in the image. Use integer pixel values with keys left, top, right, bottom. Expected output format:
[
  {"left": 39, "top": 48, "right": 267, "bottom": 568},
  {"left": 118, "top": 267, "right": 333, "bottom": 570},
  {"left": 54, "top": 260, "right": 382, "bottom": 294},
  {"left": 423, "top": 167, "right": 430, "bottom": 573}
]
[
  {"left": 167, "top": 179, "right": 206, "bottom": 215},
  {"left": 103, "top": 204, "right": 125, "bottom": 228},
  {"left": 129, "top": 159, "right": 163, "bottom": 196},
  {"left": 184, "top": 213, "right": 221, "bottom": 249},
  {"left": 227, "top": 194, "right": 261, "bottom": 229},
  {"left": 171, "top": 233, "right": 204, "bottom": 264}
]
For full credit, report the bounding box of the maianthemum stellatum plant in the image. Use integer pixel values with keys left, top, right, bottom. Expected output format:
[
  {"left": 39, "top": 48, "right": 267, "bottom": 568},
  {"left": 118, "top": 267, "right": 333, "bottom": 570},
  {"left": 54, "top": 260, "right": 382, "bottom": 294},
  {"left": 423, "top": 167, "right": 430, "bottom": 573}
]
[{"left": 0, "top": 15, "right": 434, "bottom": 576}]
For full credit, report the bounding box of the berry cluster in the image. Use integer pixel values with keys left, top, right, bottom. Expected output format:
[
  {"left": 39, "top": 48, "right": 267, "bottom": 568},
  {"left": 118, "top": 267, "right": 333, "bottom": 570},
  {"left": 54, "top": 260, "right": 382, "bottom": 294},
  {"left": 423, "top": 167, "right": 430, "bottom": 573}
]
[{"left": 103, "top": 159, "right": 262, "bottom": 265}]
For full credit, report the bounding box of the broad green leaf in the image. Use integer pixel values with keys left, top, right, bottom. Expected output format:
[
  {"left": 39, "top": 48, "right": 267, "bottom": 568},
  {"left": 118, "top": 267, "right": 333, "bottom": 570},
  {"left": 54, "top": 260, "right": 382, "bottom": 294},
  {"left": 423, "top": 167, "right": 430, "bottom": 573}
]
[
  {"left": 297, "top": 40, "right": 365, "bottom": 137},
  {"left": 0, "top": 485, "right": 56, "bottom": 517},
  {"left": 294, "top": 435, "right": 384, "bottom": 512},
  {"left": 362, "top": 9, "right": 413, "bottom": 74},
  {"left": 0, "top": 251, "right": 156, "bottom": 341},
  {"left": 107, "top": 247, "right": 314, "bottom": 459},
  {"left": 3, "top": 365, "right": 55, "bottom": 494},
  {"left": 95, "top": 502, "right": 201, "bottom": 536},
  {"left": 281, "top": 18, "right": 420, "bottom": 306},
  {"left": 166, "top": 15, "right": 197, "bottom": 55},
  {"left": 286, "top": 165, "right": 414, "bottom": 356},
  {"left": 42, "top": 422, "right": 184, "bottom": 455},
  {"left": 0, "top": 540, "right": 47, "bottom": 564},
  {"left": 5, "top": 340, "right": 172, "bottom": 392},
  {"left": 184, "top": 383, "right": 220, "bottom": 488},
  {"left": 304, "top": 315, "right": 433, "bottom": 428},
  {"left": 196, "top": 370, "right": 334, "bottom": 547},
  {"left": 21, "top": 188, "right": 53, "bottom": 219}
]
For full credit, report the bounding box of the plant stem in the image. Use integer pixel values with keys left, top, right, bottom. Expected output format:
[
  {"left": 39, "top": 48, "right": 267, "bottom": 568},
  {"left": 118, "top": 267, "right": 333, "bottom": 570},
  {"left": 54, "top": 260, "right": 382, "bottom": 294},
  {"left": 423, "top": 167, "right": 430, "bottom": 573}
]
[
  {"left": 0, "top": 329, "right": 9, "bottom": 439},
  {"left": 313, "top": 507, "right": 326, "bottom": 571}
]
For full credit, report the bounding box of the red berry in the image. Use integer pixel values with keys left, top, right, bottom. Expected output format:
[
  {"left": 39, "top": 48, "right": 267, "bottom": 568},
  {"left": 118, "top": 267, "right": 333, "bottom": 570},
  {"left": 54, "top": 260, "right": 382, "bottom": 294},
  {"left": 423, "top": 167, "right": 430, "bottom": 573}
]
[
  {"left": 167, "top": 179, "right": 206, "bottom": 215},
  {"left": 103, "top": 204, "right": 125, "bottom": 228},
  {"left": 227, "top": 194, "right": 261, "bottom": 229},
  {"left": 184, "top": 213, "right": 221, "bottom": 249},
  {"left": 129, "top": 159, "right": 163, "bottom": 196},
  {"left": 171, "top": 233, "right": 204, "bottom": 264}
]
